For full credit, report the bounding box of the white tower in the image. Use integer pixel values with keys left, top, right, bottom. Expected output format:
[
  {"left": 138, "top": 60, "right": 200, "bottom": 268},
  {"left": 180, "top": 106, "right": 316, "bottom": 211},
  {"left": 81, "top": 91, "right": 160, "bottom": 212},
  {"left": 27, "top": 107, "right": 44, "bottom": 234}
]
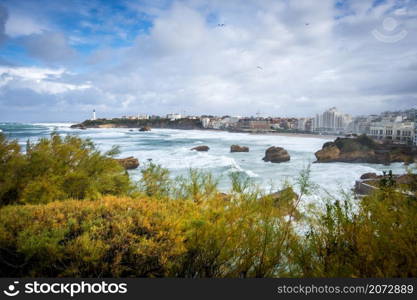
[{"left": 92, "top": 109, "right": 96, "bottom": 121}]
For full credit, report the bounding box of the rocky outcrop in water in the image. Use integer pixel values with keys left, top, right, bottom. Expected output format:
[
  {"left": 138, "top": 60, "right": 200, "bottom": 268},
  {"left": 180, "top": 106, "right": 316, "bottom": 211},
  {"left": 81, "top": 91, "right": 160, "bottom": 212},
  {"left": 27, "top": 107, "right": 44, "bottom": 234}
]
[
  {"left": 262, "top": 147, "right": 290, "bottom": 163},
  {"left": 191, "top": 145, "right": 210, "bottom": 152},
  {"left": 230, "top": 145, "right": 249, "bottom": 152},
  {"left": 116, "top": 157, "right": 140, "bottom": 170},
  {"left": 315, "top": 135, "right": 416, "bottom": 165},
  {"left": 139, "top": 126, "right": 151, "bottom": 132}
]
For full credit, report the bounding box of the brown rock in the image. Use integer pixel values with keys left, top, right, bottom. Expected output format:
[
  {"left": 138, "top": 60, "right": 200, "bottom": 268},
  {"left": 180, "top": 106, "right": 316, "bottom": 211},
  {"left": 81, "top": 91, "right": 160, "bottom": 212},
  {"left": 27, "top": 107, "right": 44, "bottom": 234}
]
[
  {"left": 314, "top": 144, "right": 341, "bottom": 162},
  {"left": 396, "top": 174, "right": 417, "bottom": 185},
  {"left": 230, "top": 145, "right": 249, "bottom": 152},
  {"left": 360, "top": 173, "right": 378, "bottom": 180},
  {"left": 139, "top": 126, "right": 151, "bottom": 132},
  {"left": 315, "top": 135, "right": 417, "bottom": 164},
  {"left": 262, "top": 146, "right": 290, "bottom": 163},
  {"left": 191, "top": 145, "right": 210, "bottom": 152},
  {"left": 116, "top": 157, "right": 140, "bottom": 170}
]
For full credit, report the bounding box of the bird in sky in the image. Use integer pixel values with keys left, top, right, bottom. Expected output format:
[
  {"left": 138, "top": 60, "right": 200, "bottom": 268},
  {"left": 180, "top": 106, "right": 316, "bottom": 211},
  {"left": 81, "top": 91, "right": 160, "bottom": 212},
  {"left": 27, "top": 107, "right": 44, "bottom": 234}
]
[
  {"left": 257, "top": 66, "right": 263, "bottom": 70},
  {"left": 305, "top": 23, "right": 310, "bottom": 26},
  {"left": 217, "top": 23, "right": 225, "bottom": 27}
]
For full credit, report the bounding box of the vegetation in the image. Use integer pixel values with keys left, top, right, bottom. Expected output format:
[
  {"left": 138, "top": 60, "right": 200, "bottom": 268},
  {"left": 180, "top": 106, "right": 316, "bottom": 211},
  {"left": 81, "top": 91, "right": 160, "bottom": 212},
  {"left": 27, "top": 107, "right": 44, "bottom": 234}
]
[
  {"left": 0, "top": 133, "right": 416, "bottom": 277},
  {"left": 74, "top": 118, "right": 203, "bottom": 129},
  {"left": 334, "top": 134, "right": 376, "bottom": 152},
  {"left": 0, "top": 133, "right": 133, "bottom": 206}
]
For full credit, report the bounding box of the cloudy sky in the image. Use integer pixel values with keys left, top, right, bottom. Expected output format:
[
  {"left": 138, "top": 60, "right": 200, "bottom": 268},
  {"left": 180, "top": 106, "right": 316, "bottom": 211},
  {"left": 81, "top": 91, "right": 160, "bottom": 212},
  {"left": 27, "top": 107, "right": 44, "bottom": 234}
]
[{"left": 0, "top": 0, "right": 416, "bottom": 122}]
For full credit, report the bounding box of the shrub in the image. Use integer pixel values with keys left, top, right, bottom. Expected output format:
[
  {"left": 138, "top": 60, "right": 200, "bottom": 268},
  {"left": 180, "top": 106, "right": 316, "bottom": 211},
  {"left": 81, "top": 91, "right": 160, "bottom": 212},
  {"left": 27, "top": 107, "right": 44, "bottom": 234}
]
[
  {"left": 294, "top": 188, "right": 417, "bottom": 277},
  {"left": 0, "top": 196, "right": 187, "bottom": 277},
  {"left": 0, "top": 133, "right": 133, "bottom": 206}
]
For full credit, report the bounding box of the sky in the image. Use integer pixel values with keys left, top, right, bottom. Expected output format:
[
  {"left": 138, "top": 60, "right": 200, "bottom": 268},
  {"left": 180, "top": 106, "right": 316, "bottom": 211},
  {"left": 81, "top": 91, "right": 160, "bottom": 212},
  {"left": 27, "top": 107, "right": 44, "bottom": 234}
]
[{"left": 0, "top": 0, "right": 417, "bottom": 122}]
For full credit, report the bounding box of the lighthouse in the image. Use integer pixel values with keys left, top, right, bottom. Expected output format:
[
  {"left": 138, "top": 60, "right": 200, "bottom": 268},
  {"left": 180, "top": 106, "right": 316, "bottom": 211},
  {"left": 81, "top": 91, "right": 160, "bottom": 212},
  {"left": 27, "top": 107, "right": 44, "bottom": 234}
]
[{"left": 92, "top": 109, "right": 96, "bottom": 121}]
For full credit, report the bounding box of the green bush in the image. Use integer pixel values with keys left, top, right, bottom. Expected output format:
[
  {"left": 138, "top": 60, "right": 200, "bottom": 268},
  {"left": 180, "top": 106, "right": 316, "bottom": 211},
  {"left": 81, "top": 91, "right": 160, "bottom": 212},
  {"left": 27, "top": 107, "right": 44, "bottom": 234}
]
[
  {"left": 0, "top": 133, "right": 133, "bottom": 206},
  {"left": 294, "top": 189, "right": 417, "bottom": 277},
  {"left": 0, "top": 196, "right": 186, "bottom": 277}
]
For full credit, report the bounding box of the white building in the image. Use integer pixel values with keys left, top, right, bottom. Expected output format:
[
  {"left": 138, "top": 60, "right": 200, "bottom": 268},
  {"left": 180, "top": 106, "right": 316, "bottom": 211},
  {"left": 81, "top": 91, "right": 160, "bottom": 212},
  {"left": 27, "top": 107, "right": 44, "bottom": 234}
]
[
  {"left": 166, "top": 113, "right": 182, "bottom": 121},
  {"left": 313, "top": 107, "right": 352, "bottom": 133},
  {"left": 201, "top": 117, "right": 210, "bottom": 128},
  {"left": 369, "top": 120, "right": 415, "bottom": 144},
  {"left": 221, "top": 116, "right": 241, "bottom": 128},
  {"left": 297, "top": 118, "right": 306, "bottom": 131},
  {"left": 92, "top": 109, "right": 96, "bottom": 121}
]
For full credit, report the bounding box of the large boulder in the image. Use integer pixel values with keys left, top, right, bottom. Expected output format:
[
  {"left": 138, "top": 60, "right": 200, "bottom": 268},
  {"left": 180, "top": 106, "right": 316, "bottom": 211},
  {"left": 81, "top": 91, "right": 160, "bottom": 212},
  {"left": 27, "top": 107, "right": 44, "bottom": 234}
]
[
  {"left": 116, "top": 157, "right": 140, "bottom": 170},
  {"left": 230, "top": 145, "right": 249, "bottom": 152},
  {"left": 139, "top": 126, "right": 151, "bottom": 132},
  {"left": 191, "top": 145, "right": 210, "bottom": 152},
  {"left": 315, "top": 135, "right": 417, "bottom": 164},
  {"left": 262, "top": 146, "right": 290, "bottom": 163}
]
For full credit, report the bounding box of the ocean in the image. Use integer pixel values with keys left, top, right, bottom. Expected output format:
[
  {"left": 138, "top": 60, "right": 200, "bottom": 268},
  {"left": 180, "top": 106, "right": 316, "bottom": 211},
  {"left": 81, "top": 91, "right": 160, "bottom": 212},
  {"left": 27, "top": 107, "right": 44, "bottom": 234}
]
[{"left": 0, "top": 122, "right": 409, "bottom": 200}]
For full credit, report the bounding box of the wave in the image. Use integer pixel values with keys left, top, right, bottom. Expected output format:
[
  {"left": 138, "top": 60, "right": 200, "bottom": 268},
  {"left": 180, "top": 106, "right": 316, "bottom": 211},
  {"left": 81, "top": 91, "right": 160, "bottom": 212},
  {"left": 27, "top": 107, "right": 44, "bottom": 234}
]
[{"left": 3, "top": 123, "right": 412, "bottom": 194}]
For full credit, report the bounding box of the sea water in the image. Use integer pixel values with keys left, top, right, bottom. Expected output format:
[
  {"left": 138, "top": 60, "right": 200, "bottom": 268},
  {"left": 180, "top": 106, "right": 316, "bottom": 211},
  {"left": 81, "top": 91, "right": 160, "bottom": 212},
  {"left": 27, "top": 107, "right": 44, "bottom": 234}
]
[{"left": 0, "top": 122, "right": 410, "bottom": 200}]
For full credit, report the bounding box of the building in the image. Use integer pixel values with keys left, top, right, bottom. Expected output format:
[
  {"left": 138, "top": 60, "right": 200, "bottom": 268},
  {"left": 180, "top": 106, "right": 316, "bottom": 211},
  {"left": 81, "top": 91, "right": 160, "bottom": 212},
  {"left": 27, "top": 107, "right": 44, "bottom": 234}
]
[
  {"left": 313, "top": 107, "right": 352, "bottom": 134},
  {"left": 369, "top": 120, "right": 415, "bottom": 144},
  {"left": 296, "top": 118, "right": 312, "bottom": 131},
  {"left": 201, "top": 117, "right": 210, "bottom": 128},
  {"left": 92, "top": 109, "right": 96, "bottom": 121},
  {"left": 350, "top": 115, "right": 379, "bottom": 134},
  {"left": 238, "top": 119, "right": 271, "bottom": 130},
  {"left": 137, "top": 114, "right": 149, "bottom": 120},
  {"left": 166, "top": 113, "right": 182, "bottom": 121}
]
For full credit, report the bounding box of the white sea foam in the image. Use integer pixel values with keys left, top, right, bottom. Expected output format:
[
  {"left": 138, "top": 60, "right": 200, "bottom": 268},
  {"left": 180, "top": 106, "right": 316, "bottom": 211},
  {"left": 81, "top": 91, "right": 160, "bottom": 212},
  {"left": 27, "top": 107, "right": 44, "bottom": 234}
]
[{"left": 3, "top": 126, "right": 412, "bottom": 194}]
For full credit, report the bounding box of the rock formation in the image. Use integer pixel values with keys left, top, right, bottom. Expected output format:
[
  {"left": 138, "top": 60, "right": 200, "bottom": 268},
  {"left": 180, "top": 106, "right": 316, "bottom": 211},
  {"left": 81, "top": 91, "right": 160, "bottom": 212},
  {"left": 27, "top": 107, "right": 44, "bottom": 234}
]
[
  {"left": 262, "top": 146, "right": 290, "bottom": 163},
  {"left": 230, "top": 145, "right": 249, "bottom": 152},
  {"left": 139, "top": 126, "right": 151, "bottom": 132},
  {"left": 315, "top": 135, "right": 416, "bottom": 165},
  {"left": 360, "top": 173, "right": 378, "bottom": 180},
  {"left": 116, "top": 157, "right": 140, "bottom": 170},
  {"left": 355, "top": 171, "right": 417, "bottom": 196},
  {"left": 191, "top": 145, "right": 210, "bottom": 152}
]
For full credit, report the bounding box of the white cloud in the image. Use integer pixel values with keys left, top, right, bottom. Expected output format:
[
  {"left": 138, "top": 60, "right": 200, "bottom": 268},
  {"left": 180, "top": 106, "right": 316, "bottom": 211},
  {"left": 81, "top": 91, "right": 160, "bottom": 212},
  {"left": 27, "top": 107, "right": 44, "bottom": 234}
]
[
  {"left": 0, "top": 66, "right": 91, "bottom": 94},
  {"left": 1, "top": 0, "right": 417, "bottom": 121},
  {"left": 5, "top": 12, "right": 47, "bottom": 37}
]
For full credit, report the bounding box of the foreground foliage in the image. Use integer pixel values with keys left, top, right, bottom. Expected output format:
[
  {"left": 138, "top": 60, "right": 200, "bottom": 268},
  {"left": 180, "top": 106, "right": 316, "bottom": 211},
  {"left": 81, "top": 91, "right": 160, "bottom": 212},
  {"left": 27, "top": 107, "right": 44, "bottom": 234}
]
[
  {"left": 0, "top": 133, "right": 133, "bottom": 206},
  {"left": 0, "top": 134, "right": 416, "bottom": 277}
]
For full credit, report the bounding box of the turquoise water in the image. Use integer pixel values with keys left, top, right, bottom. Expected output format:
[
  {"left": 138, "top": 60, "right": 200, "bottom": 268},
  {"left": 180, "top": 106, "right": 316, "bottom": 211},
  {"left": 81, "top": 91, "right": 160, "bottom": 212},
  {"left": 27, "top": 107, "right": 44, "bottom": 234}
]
[{"left": 0, "top": 122, "right": 409, "bottom": 200}]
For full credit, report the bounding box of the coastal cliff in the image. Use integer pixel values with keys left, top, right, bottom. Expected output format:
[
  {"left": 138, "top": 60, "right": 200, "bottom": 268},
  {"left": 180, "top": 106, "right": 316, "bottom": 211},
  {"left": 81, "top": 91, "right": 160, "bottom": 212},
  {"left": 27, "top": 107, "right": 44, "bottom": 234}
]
[
  {"left": 71, "top": 118, "right": 204, "bottom": 130},
  {"left": 315, "top": 135, "right": 416, "bottom": 164}
]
